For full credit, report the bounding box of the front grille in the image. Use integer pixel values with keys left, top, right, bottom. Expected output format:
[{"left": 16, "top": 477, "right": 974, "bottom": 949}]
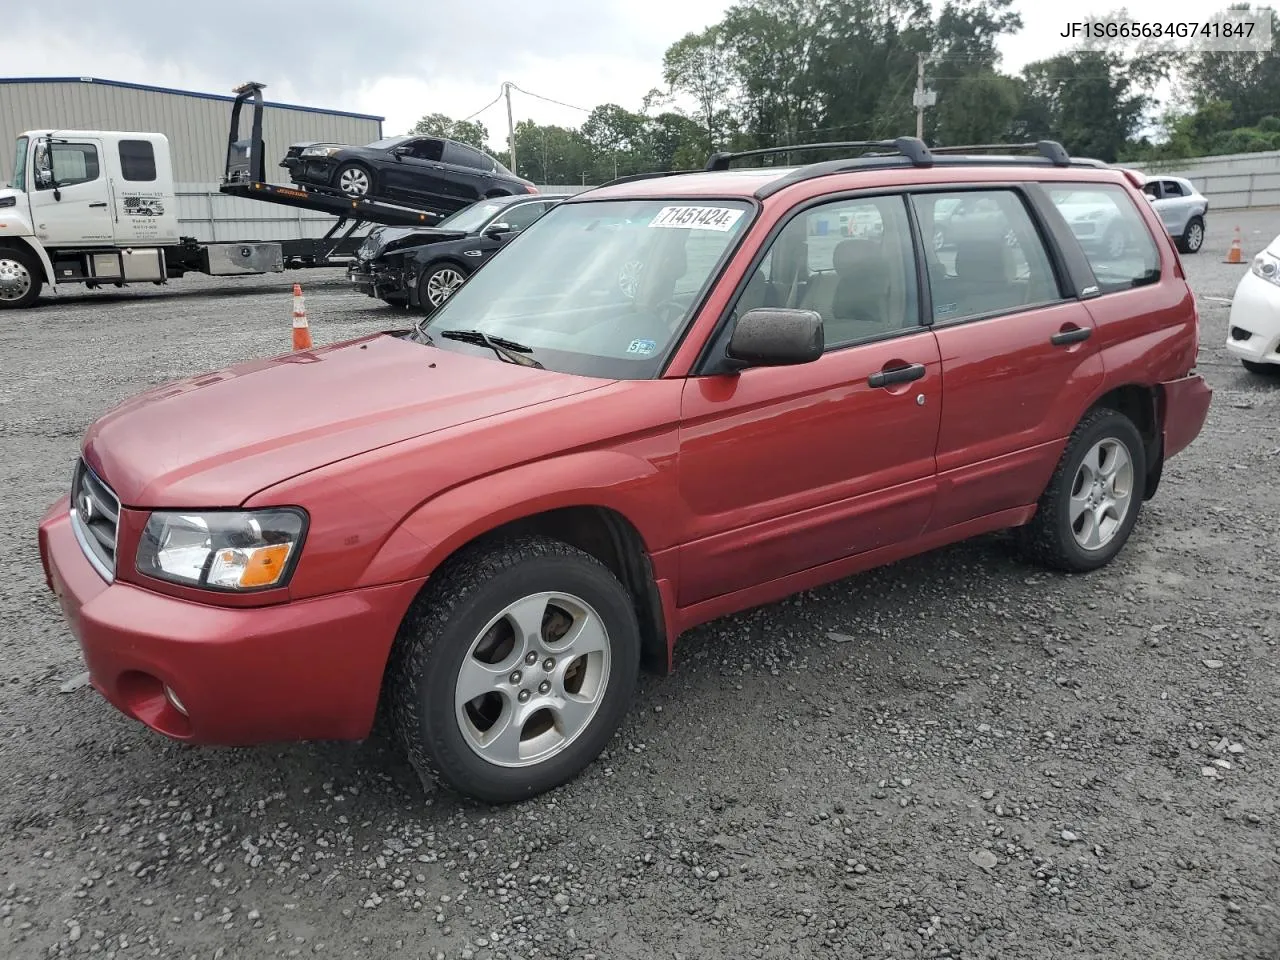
[{"left": 70, "top": 459, "right": 120, "bottom": 581}]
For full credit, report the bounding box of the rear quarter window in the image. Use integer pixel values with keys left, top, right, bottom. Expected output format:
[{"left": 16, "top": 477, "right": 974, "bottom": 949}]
[{"left": 1045, "top": 184, "right": 1160, "bottom": 294}]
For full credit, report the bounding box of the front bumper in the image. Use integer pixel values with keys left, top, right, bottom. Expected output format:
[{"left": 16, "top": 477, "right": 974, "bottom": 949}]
[
  {"left": 348, "top": 260, "right": 408, "bottom": 300},
  {"left": 1225, "top": 269, "right": 1280, "bottom": 366},
  {"left": 280, "top": 157, "right": 339, "bottom": 188},
  {"left": 38, "top": 498, "right": 424, "bottom": 746}
]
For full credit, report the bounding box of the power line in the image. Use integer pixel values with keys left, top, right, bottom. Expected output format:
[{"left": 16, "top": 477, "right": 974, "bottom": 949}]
[
  {"left": 507, "top": 83, "right": 593, "bottom": 114},
  {"left": 462, "top": 89, "right": 506, "bottom": 122}
]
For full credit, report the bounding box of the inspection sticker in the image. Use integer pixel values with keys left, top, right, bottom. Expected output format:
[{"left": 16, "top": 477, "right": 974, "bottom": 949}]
[
  {"left": 626, "top": 338, "right": 658, "bottom": 356},
  {"left": 649, "top": 205, "right": 744, "bottom": 232}
]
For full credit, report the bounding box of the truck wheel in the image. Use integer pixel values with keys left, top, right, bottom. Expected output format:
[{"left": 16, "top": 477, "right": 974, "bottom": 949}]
[
  {"left": 1016, "top": 407, "right": 1147, "bottom": 573},
  {"left": 1177, "top": 216, "right": 1205, "bottom": 254},
  {"left": 0, "top": 247, "right": 42, "bottom": 309},
  {"left": 334, "top": 163, "right": 374, "bottom": 199},
  {"left": 386, "top": 535, "right": 641, "bottom": 804}
]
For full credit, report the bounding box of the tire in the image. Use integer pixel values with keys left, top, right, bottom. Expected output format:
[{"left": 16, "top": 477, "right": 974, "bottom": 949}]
[
  {"left": 1016, "top": 407, "right": 1147, "bottom": 573},
  {"left": 386, "top": 535, "right": 641, "bottom": 804},
  {"left": 1177, "top": 216, "right": 1205, "bottom": 255},
  {"left": 1242, "top": 359, "right": 1280, "bottom": 375},
  {"left": 418, "top": 262, "right": 467, "bottom": 312},
  {"left": 334, "top": 163, "right": 374, "bottom": 199},
  {"left": 0, "top": 246, "right": 42, "bottom": 309}
]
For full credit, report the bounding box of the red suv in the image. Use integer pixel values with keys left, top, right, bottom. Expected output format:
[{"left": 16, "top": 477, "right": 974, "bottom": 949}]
[{"left": 38, "top": 138, "right": 1211, "bottom": 804}]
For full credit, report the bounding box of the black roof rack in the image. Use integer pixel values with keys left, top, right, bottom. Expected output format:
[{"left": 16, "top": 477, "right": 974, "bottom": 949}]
[
  {"left": 926, "top": 140, "right": 1072, "bottom": 166},
  {"left": 705, "top": 137, "right": 933, "bottom": 171},
  {"left": 594, "top": 169, "right": 701, "bottom": 190}
]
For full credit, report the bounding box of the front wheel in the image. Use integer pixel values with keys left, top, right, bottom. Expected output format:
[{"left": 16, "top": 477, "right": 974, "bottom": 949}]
[
  {"left": 0, "top": 247, "right": 42, "bottom": 309},
  {"left": 386, "top": 536, "right": 641, "bottom": 804},
  {"left": 419, "top": 262, "right": 467, "bottom": 311},
  {"left": 1016, "top": 408, "right": 1147, "bottom": 573},
  {"left": 334, "top": 163, "right": 373, "bottom": 199}
]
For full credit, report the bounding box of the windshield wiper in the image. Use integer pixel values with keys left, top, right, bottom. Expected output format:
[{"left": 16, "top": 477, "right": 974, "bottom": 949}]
[{"left": 439, "top": 329, "right": 544, "bottom": 368}]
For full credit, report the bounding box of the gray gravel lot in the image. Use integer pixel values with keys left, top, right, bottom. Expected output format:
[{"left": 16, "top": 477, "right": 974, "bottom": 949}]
[{"left": 2, "top": 209, "right": 1279, "bottom": 960}]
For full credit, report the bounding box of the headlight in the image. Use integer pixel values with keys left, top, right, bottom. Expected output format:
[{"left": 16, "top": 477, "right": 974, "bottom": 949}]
[
  {"left": 301, "top": 146, "right": 342, "bottom": 159},
  {"left": 136, "top": 509, "right": 306, "bottom": 592},
  {"left": 1252, "top": 252, "right": 1280, "bottom": 288}
]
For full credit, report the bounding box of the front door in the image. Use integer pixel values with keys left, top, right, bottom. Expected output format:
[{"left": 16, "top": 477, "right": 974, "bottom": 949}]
[
  {"left": 913, "top": 186, "right": 1106, "bottom": 531},
  {"left": 382, "top": 137, "right": 452, "bottom": 208},
  {"left": 27, "top": 138, "right": 114, "bottom": 247},
  {"left": 676, "top": 193, "right": 943, "bottom": 607}
]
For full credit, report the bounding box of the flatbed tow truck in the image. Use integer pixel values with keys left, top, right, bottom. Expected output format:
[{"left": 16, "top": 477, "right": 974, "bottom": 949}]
[{"left": 0, "top": 82, "right": 449, "bottom": 309}]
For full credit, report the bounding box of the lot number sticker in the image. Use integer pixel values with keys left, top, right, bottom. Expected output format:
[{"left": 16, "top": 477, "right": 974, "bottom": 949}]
[{"left": 649, "top": 205, "right": 744, "bottom": 232}]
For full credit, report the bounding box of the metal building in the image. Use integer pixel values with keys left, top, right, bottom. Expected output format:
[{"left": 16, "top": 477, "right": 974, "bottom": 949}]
[{"left": 0, "top": 77, "right": 384, "bottom": 241}]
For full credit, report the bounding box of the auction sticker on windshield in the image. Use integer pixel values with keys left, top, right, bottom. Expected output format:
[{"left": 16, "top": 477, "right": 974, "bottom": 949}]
[{"left": 649, "top": 206, "right": 744, "bottom": 232}]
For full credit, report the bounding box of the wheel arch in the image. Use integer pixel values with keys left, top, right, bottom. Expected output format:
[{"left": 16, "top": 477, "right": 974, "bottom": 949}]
[
  {"left": 1086, "top": 382, "right": 1162, "bottom": 500},
  {"left": 1, "top": 237, "right": 53, "bottom": 286},
  {"left": 363, "top": 458, "right": 676, "bottom": 680}
]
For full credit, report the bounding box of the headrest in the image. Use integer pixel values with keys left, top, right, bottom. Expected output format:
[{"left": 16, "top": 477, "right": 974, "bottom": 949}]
[
  {"left": 954, "top": 237, "right": 1013, "bottom": 284},
  {"left": 832, "top": 238, "right": 889, "bottom": 286}
]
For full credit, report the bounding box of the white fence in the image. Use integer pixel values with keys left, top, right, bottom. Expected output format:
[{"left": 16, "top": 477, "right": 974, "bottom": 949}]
[
  {"left": 175, "top": 183, "right": 598, "bottom": 243},
  {"left": 1129, "top": 151, "right": 1280, "bottom": 210}
]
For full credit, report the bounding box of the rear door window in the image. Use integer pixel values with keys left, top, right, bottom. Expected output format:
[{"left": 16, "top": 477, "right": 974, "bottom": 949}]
[
  {"left": 1044, "top": 184, "right": 1160, "bottom": 294},
  {"left": 119, "top": 140, "right": 156, "bottom": 182},
  {"left": 910, "top": 190, "right": 1062, "bottom": 323},
  {"left": 443, "top": 142, "right": 494, "bottom": 171}
]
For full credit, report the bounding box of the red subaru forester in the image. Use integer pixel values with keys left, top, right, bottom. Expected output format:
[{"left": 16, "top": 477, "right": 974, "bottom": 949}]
[{"left": 38, "top": 139, "right": 1211, "bottom": 804}]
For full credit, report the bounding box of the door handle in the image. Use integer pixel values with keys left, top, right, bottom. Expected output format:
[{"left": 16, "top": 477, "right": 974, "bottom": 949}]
[
  {"left": 1051, "top": 326, "right": 1091, "bottom": 346},
  {"left": 89, "top": 202, "right": 108, "bottom": 208},
  {"left": 867, "top": 363, "right": 926, "bottom": 388}
]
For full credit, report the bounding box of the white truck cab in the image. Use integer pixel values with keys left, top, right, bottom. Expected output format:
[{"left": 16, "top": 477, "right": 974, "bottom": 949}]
[{"left": 1, "top": 130, "right": 181, "bottom": 307}]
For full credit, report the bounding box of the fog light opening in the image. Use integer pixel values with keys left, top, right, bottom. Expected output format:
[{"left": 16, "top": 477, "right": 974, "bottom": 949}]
[{"left": 164, "top": 685, "right": 188, "bottom": 717}]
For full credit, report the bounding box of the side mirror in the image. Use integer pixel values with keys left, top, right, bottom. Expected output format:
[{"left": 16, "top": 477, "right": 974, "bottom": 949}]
[
  {"left": 393, "top": 146, "right": 412, "bottom": 158},
  {"left": 726, "top": 308, "right": 823, "bottom": 368},
  {"left": 485, "top": 222, "right": 512, "bottom": 237}
]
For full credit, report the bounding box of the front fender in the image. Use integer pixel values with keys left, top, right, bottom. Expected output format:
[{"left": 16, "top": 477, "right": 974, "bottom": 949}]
[{"left": 356, "top": 448, "right": 676, "bottom": 588}]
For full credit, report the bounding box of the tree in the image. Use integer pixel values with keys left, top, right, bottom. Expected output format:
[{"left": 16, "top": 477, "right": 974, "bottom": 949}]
[
  {"left": 929, "top": 0, "right": 1023, "bottom": 141},
  {"left": 581, "top": 104, "right": 650, "bottom": 179},
  {"left": 408, "top": 113, "right": 490, "bottom": 151},
  {"left": 934, "top": 69, "right": 1021, "bottom": 144},
  {"left": 1016, "top": 50, "right": 1147, "bottom": 161},
  {"left": 662, "top": 26, "right": 735, "bottom": 152}
]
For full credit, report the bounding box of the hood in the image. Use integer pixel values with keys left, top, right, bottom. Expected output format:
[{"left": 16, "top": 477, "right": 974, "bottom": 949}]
[
  {"left": 82, "top": 333, "right": 609, "bottom": 508},
  {"left": 358, "top": 224, "right": 469, "bottom": 260},
  {"left": 284, "top": 141, "right": 346, "bottom": 156}
]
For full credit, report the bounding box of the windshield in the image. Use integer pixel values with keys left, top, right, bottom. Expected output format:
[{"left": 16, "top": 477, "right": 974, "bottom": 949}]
[
  {"left": 10, "top": 137, "right": 27, "bottom": 190},
  {"left": 436, "top": 200, "right": 509, "bottom": 233},
  {"left": 419, "top": 198, "right": 754, "bottom": 378},
  {"left": 367, "top": 136, "right": 410, "bottom": 149}
]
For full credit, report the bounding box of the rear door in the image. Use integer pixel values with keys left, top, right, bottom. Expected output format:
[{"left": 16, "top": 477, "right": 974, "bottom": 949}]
[
  {"left": 437, "top": 143, "right": 499, "bottom": 205},
  {"left": 914, "top": 186, "right": 1105, "bottom": 532},
  {"left": 27, "top": 138, "right": 114, "bottom": 247},
  {"left": 1150, "top": 179, "right": 1192, "bottom": 235}
]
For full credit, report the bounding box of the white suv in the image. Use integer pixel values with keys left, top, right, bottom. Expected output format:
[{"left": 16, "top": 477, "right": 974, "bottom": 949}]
[{"left": 1140, "top": 175, "right": 1208, "bottom": 254}]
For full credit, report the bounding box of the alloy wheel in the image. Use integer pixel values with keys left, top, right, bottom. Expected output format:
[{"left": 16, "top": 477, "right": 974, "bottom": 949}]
[
  {"left": 1069, "top": 438, "right": 1134, "bottom": 551},
  {"left": 454, "top": 591, "right": 612, "bottom": 768},
  {"left": 426, "top": 268, "right": 465, "bottom": 306}
]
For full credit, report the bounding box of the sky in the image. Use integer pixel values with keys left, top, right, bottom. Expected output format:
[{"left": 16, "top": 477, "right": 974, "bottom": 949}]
[{"left": 0, "top": 0, "right": 1238, "bottom": 148}]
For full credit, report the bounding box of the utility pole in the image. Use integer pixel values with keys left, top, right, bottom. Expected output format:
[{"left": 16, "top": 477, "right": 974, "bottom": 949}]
[
  {"left": 915, "top": 53, "right": 925, "bottom": 140},
  {"left": 504, "top": 82, "right": 517, "bottom": 177}
]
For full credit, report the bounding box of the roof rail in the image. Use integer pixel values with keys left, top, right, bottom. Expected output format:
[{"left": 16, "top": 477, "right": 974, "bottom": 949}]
[
  {"left": 926, "top": 140, "right": 1072, "bottom": 166},
  {"left": 705, "top": 137, "right": 933, "bottom": 171},
  {"left": 593, "top": 169, "right": 701, "bottom": 190}
]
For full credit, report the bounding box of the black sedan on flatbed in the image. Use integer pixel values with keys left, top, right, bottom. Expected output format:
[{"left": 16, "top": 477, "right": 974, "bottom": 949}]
[
  {"left": 281, "top": 135, "right": 537, "bottom": 217},
  {"left": 348, "top": 194, "right": 569, "bottom": 311}
]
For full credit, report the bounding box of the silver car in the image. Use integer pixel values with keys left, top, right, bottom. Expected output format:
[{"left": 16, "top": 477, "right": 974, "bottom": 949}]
[{"left": 1140, "top": 175, "right": 1208, "bottom": 255}]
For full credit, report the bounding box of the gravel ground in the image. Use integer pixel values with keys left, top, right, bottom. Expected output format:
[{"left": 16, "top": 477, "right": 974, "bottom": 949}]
[{"left": 1, "top": 209, "right": 1278, "bottom": 960}]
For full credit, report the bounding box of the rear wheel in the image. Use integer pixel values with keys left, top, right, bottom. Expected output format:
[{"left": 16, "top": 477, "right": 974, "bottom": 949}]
[
  {"left": 1017, "top": 408, "right": 1147, "bottom": 573},
  {"left": 1177, "top": 216, "right": 1205, "bottom": 254},
  {"left": 0, "top": 247, "right": 42, "bottom": 309},
  {"left": 386, "top": 536, "right": 641, "bottom": 804},
  {"left": 334, "top": 163, "right": 373, "bottom": 199}
]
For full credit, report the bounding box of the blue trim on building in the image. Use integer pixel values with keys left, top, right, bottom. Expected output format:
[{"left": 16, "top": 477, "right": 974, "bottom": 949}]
[{"left": 0, "top": 76, "right": 385, "bottom": 124}]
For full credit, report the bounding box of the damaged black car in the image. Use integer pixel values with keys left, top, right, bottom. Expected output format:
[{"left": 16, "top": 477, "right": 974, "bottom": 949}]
[{"left": 349, "top": 194, "right": 569, "bottom": 311}]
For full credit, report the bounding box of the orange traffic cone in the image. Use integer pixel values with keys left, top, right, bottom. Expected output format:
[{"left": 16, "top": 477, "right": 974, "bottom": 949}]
[
  {"left": 1225, "top": 226, "right": 1244, "bottom": 264},
  {"left": 292, "top": 283, "right": 313, "bottom": 350}
]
